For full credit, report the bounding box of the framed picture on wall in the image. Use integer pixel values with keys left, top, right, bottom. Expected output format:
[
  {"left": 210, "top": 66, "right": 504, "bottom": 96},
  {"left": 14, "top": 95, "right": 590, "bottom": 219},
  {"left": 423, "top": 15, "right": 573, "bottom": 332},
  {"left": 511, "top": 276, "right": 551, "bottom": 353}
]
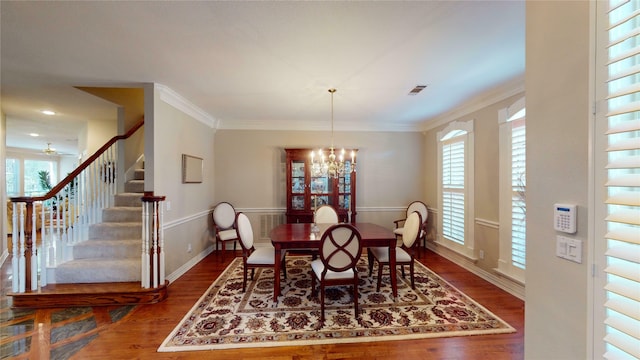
[{"left": 182, "top": 154, "right": 203, "bottom": 183}]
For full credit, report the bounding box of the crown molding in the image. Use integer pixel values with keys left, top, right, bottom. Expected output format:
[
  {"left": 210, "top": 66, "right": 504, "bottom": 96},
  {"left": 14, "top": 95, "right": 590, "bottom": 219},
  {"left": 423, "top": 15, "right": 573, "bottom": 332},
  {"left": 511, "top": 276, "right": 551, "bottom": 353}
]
[
  {"left": 421, "top": 76, "right": 525, "bottom": 133},
  {"left": 155, "top": 84, "right": 217, "bottom": 129},
  {"left": 217, "top": 118, "right": 422, "bottom": 132}
]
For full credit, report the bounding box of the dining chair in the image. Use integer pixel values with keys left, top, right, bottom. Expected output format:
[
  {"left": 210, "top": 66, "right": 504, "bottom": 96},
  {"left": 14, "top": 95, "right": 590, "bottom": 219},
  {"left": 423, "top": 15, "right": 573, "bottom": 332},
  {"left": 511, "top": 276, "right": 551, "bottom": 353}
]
[
  {"left": 369, "top": 211, "right": 422, "bottom": 291},
  {"left": 212, "top": 202, "right": 239, "bottom": 255},
  {"left": 314, "top": 204, "right": 339, "bottom": 224},
  {"left": 393, "top": 200, "right": 428, "bottom": 248},
  {"left": 310, "top": 223, "right": 363, "bottom": 325},
  {"left": 236, "top": 212, "right": 286, "bottom": 292}
]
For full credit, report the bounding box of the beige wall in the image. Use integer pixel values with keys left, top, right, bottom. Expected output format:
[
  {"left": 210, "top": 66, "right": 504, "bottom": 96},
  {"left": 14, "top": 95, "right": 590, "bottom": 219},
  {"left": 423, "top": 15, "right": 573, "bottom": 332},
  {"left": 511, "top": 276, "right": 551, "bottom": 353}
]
[
  {"left": 1, "top": 111, "right": 6, "bottom": 260},
  {"left": 422, "top": 92, "right": 525, "bottom": 279},
  {"left": 214, "top": 130, "right": 425, "bottom": 230},
  {"left": 525, "top": 1, "right": 590, "bottom": 359},
  {"left": 152, "top": 88, "right": 216, "bottom": 275}
]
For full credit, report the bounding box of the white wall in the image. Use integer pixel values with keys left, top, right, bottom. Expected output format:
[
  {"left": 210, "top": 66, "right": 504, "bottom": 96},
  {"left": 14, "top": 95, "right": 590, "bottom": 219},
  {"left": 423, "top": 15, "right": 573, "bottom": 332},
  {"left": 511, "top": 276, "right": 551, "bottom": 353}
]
[{"left": 525, "top": 1, "right": 590, "bottom": 358}]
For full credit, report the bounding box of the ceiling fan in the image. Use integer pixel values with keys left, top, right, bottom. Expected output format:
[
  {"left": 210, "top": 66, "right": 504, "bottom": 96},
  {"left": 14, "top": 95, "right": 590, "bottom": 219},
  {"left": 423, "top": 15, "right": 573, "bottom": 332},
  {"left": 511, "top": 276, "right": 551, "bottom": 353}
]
[{"left": 42, "top": 143, "right": 56, "bottom": 155}]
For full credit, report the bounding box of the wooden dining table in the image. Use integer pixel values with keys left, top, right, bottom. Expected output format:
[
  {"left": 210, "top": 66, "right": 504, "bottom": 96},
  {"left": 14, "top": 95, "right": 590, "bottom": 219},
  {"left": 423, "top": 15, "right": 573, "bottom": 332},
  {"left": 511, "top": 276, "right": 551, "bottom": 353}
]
[{"left": 270, "top": 222, "right": 398, "bottom": 302}]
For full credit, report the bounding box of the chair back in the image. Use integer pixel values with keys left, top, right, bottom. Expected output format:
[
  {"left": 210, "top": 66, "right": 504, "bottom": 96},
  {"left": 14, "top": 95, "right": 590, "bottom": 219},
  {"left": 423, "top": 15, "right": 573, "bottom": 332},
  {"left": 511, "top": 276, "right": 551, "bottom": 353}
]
[
  {"left": 236, "top": 212, "right": 254, "bottom": 250},
  {"left": 319, "top": 224, "right": 362, "bottom": 272},
  {"left": 213, "top": 202, "right": 236, "bottom": 230},
  {"left": 406, "top": 201, "right": 428, "bottom": 224},
  {"left": 402, "top": 211, "right": 422, "bottom": 248},
  {"left": 314, "top": 205, "right": 339, "bottom": 224}
]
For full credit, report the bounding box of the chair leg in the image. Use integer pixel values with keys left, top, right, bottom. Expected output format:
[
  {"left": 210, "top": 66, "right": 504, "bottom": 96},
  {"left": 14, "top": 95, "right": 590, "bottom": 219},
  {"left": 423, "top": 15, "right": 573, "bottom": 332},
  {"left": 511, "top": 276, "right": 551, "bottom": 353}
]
[
  {"left": 367, "top": 249, "right": 374, "bottom": 276},
  {"left": 376, "top": 263, "right": 384, "bottom": 292},
  {"left": 410, "top": 261, "right": 415, "bottom": 289},
  {"left": 233, "top": 240, "right": 237, "bottom": 251},
  {"left": 320, "top": 283, "right": 326, "bottom": 325},
  {"left": 242, "top": 265, "right": 248, "bottom": 292},
  {"left": 250, "top": 268, "right": 255, "bottom": 280},
  {"left": 353, "top": 278, "right": 359, "bottom": 319},
  {"left": 311, "top": 271, "right": 317, "bottom": 296}
]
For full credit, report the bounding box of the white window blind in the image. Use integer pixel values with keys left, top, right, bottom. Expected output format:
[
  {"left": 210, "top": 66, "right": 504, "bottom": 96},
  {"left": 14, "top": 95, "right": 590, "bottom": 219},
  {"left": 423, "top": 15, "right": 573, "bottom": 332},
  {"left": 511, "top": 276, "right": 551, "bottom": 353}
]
[
  {"left": 511, "top": 118, "right": 526, "bottom": 269},
  {"left": 442, "top": 137, "right": 465, "bottom": 245},
  {"left": 603, "top": 1, "right": 640, "bottom": 358}
]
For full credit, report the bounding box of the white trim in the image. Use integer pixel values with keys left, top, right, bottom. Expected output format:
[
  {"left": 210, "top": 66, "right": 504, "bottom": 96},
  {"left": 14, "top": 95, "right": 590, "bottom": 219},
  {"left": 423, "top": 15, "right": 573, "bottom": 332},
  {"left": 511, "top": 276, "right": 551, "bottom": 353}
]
[
  {"left": 426, "top": 242, "right": 525, "bottom": 300},
  {"left": 218, "top": 119, "right": 422, "bottom": 132},
  {"left": 163, "top": 209, "right": 211, "bottom": 229},
  {"left": 156, "top": 84, "right": 217, "bottom": 129},
  {"left": 476, "top": 218, "right": 499, "bottom": 229},
  {"left": 423, "top": 77, "right": 525, "bottom": 132},
  {"left": 165, "top": 245, "right": 214, "bottom": 283}
]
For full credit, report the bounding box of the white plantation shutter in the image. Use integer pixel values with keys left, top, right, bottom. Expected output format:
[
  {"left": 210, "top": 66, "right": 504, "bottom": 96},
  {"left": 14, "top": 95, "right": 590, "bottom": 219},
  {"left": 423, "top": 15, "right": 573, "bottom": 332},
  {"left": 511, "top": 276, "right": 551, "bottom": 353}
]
[
  {"left": 442, "top": 137, "right": 465, "bottom": 245},
  {"left": 511, "top": 118, "right": 526, "bottom": 269},
  {"left": 603, "top": 1, "right": 640, "bottom": 358}
]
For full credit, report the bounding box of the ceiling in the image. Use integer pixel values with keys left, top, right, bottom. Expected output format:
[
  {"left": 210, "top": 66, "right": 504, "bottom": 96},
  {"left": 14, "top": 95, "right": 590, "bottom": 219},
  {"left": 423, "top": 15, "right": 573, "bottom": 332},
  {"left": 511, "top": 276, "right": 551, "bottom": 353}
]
[{"left": 1, "top": 1, "right": 525, "bottom": 156}]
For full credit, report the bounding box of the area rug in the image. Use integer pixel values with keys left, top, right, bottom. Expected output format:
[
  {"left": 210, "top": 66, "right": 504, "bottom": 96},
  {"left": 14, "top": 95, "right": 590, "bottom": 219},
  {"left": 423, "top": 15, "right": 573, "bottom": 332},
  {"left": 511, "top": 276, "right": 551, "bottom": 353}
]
[{"left": 158, "top": 256, "right": 515, "bottom": 352}]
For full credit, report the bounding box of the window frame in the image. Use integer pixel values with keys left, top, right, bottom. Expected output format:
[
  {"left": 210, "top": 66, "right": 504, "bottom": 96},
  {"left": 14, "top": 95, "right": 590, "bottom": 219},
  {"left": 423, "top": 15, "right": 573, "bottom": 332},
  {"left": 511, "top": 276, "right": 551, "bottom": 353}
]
[
  {"left": 436, "top": 119, "right": 476, "bottom": 259},
  {"left": 497, "top": 97, "right": 526, "bottom": 283}
]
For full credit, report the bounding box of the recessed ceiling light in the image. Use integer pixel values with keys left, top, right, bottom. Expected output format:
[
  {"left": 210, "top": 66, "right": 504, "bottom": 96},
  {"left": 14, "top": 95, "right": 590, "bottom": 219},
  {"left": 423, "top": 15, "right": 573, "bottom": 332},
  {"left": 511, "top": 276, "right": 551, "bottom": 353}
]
[
  {"left": 29, "top": 133, "right": 39, "bottom": 137},
  {"left": 41, "top": 110, "right": 56, "bottom": 115}
]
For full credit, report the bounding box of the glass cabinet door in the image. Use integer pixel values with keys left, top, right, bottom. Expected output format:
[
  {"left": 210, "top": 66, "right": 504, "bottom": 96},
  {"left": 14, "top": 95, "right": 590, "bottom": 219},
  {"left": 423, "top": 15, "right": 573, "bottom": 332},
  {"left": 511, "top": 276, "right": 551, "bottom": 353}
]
[
  {"left": 338, "top": 160, "right": 353, "bottom": 211},
  {"left": 291, "top": 160, "right": 306, "bottom": 210},
  {"left": 311, "top": 175, "right": 329, "bottom": 210}
]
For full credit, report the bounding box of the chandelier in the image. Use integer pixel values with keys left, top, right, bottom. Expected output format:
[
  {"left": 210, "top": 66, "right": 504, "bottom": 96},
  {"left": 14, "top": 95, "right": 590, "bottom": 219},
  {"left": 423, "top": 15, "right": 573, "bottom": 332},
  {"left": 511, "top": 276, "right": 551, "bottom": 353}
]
[{"left": 310, "top": 89, "right": 356, "bottom": 178}]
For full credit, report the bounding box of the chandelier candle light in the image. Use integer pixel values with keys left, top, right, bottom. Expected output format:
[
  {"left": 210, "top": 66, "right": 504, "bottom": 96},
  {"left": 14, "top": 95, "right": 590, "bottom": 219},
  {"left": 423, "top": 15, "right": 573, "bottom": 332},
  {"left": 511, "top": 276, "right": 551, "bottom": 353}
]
[{"left": 310, "top": 88, "right": 356, "bottom": 178}]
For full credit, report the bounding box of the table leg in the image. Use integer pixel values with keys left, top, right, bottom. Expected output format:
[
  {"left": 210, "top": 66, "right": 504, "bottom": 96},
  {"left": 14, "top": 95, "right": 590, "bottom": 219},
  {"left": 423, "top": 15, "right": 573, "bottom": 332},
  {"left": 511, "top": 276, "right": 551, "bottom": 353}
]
[
  {"left": 389, "top": 244, "right": 398, "bottom": 299},
  {"left": 273, "top": 245, "right": 282, "bottom": 302}
]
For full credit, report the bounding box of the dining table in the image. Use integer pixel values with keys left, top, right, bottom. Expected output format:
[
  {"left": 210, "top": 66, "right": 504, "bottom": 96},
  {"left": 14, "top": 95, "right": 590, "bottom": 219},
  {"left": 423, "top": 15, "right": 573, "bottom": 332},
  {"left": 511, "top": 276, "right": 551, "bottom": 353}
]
[{"left": 269, "top": 222, "right": 398, "bottom": 302}]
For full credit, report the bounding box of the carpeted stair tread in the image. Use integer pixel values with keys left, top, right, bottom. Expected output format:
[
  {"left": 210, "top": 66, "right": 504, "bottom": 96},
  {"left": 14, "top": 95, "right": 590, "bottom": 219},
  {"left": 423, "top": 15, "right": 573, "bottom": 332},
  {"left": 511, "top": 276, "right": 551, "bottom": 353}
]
[
  {"left": 73, "top": 239, "right": 140, "bottom": 259},
  {"left": 125, "top": 180, "right": 144, "bottom": 193},
  {"left": 102, "top": 207, "right": 142, "bottom": 222},
  {"left": 89, "top": 222, "right": 141, "bottom": 240},
  {"left": 50, "top": 259, "right": 141, "bottom": 283},
  {"left": 114, "top": 193, "right": 144, "bottom": 207}
]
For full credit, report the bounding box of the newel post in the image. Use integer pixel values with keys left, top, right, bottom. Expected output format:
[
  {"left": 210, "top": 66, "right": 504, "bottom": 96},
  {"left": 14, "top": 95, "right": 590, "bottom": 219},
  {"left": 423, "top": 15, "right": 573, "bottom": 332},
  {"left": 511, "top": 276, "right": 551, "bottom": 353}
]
[{"left": 141, "top": 192, "right": 166, "bottom": 289}]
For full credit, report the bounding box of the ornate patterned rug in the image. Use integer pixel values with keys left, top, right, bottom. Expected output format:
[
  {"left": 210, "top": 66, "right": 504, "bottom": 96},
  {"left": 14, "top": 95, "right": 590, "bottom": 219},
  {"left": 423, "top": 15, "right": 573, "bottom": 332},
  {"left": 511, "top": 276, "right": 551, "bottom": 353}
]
[{"left": 158, "top": 256, "right": 515, "bottom": 352}]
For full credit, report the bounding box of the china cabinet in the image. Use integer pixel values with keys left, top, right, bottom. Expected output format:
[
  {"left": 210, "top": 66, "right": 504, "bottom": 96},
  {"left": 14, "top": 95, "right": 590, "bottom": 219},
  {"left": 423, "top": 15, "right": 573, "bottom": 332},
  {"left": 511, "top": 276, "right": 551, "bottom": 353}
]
[{"left": 285, "top": 148, "right": 357, "bottom": 223}]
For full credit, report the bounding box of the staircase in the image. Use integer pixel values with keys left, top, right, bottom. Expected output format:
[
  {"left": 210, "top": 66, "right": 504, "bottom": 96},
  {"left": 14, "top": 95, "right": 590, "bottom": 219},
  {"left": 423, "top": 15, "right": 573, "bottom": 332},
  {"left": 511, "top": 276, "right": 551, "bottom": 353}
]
[{"left": 47, "top": 168, "right": 145, "bottom": 284}]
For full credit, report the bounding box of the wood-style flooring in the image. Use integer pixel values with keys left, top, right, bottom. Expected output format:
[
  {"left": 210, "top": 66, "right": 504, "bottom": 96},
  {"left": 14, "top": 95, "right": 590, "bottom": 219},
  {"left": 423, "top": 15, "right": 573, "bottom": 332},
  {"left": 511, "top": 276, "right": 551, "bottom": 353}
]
[{"left": 1, "top": 248, "right": 524, "bottom": 359}]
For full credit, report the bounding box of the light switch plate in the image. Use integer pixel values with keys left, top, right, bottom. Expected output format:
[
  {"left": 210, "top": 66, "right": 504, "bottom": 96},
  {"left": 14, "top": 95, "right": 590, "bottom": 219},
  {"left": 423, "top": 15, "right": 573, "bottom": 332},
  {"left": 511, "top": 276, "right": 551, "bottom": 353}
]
[{"left": 556, "top": 235, "right": 582, "bottom": 263}]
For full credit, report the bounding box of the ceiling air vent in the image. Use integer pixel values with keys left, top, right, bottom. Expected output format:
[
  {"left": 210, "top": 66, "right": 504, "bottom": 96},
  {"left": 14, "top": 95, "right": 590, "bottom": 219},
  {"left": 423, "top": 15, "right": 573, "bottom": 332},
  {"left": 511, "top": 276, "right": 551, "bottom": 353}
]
[{"left": 408, "top": 85, "right": 427, "bottom": 95}]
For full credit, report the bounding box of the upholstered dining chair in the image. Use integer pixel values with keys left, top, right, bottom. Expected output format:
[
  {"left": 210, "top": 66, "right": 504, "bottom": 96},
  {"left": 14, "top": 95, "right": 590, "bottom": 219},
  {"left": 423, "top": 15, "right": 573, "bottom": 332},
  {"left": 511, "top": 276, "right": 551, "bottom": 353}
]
[
  {"left": 314, "top": 204, "right": 339, "bottom": 224},
  {"left": 369, "top": 211, "right": 422, "bottom": 291},
  {"left": 310, "top": 223, "right": 363, "bottom": 325},
  {"left": 393, "top": 200, "right": 428, "bottom": 248},
  {"left": 236, "top": 212, "right": 286, "bottom": 292},
  {"left": 212, "top": 202, "right": 239, "bottom": 255}
]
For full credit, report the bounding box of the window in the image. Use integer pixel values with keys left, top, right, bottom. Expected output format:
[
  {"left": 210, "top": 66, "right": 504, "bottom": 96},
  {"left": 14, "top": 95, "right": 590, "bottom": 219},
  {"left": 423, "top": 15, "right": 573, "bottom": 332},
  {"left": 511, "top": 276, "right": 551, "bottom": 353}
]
[
  {"left": 437, "top": 120, "right": 475, "bottom": 258},
  {"left": 497, "top": 98, "right": 526, "bottom": 283},
  {"left": 595, "top": 1, "right": 640, "bottom": 358},
  {"left": 5, "top": 156, "right": 58, "bottom": 197}
]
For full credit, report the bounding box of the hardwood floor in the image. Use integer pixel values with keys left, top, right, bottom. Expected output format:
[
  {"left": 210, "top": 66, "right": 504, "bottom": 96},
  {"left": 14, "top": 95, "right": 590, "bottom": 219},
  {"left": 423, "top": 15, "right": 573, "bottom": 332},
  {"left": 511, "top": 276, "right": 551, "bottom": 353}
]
[{"left": 1, "top": 248, "right": 524, "bottom": 359}]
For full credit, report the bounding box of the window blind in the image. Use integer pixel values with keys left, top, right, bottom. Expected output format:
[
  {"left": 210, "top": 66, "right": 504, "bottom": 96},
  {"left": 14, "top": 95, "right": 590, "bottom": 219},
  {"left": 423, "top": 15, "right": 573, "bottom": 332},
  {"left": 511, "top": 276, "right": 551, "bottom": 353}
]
[
  {"left": 442, "top": 138, "right": 465, "bottom": 245},
  {"left": 603, "top": 0, "right": 640, "bottom": 358},
  {"left": 511, "top": 119, "right": 526, "bottom": 269}
]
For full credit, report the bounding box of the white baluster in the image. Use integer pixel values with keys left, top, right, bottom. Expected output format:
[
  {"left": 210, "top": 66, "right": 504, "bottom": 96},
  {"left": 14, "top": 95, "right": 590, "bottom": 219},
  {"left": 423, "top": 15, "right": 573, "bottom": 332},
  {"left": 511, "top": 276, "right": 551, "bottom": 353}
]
[
  {"left": 18, "top": 205, "right": 25, "bottom": 293},
  {"left": 141, "top": 201, "right": 149, "bottom": 289},
  {"left": 11, "top": 202, "right": 19, "bottom": 292},
  {"left": 152, "top": 202, "right": 158, "bottom": 289},
  {"left": 159, "top": 200, "right": 165, "bottom": 286},
  {"left": 31, "top": 205, "right": 38, "bottom": 290}
]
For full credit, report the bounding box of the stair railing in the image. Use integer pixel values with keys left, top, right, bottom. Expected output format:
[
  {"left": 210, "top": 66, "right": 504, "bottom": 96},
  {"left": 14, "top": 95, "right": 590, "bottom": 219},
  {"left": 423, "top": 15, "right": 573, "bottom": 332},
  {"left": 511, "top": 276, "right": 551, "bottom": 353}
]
[{"left": 9, "top": 118, "right": 162, "bottom": 293}]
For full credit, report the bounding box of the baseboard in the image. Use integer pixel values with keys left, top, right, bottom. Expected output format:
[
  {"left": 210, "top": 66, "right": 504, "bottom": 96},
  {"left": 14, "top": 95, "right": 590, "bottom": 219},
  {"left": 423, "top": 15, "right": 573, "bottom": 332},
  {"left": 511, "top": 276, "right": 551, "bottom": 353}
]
[
  {"left": 166, "top": 244, "right": 214, "bottom": 284},
  {"left": 425, "top": 242, "right": 525, "bottom": 300}
]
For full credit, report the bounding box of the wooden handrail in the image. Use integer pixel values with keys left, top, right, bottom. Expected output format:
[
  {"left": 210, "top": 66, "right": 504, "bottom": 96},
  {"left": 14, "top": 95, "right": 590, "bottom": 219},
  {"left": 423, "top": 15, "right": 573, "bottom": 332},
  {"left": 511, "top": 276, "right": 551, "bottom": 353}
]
[{"left": 10, "top": 117, "right": 144, "bottom": 203}]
